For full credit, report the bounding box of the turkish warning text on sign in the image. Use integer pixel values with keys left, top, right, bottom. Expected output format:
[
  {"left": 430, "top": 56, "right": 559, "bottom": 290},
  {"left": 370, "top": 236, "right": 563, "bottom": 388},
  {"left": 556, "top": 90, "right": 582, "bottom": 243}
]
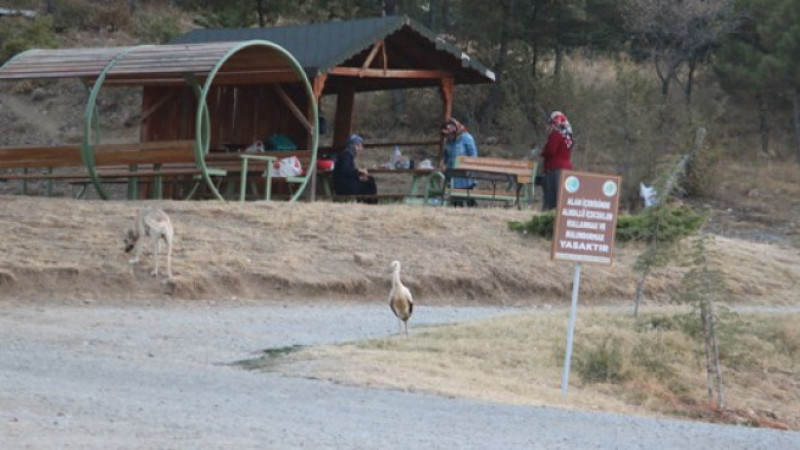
[{"left": 551, "top": 171, "right": 622, "bottom": 265}]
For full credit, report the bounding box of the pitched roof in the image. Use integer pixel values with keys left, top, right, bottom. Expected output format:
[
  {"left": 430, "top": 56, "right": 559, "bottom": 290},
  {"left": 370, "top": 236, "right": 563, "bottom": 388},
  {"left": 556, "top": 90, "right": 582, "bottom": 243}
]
[
  {"left": 0, "top": 42, "right": 304, "bottom": 86},
  {"left": 170, "top": 15, "right": 495, "bottom": 86}
]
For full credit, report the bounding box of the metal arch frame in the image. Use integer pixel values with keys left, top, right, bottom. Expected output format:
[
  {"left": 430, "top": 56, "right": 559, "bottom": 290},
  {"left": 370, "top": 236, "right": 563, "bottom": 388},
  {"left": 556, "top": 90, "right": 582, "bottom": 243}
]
[
  {"left": 0, "top": 49, "right": 31, "bottom": 73},
  {"left": 71, "top": 40, "right": 316, "bottom": 202},
  {"left": 194, "top": 40, "right": 319, "bottom": 202},
  {"left": 82, "top": 45, "right": 154, "bottom": 200}
]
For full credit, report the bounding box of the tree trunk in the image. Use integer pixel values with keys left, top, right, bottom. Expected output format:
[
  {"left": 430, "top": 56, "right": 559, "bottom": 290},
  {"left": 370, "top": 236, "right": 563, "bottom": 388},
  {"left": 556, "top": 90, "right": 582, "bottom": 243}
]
[
  {"left": 392, "top": 90, "right": 406, "bottom": 116},
  {"left": 129, "top": 0, "right": 138, "bottom": 14},
  {"left": 792, "top": 85, "right": 800, "bottom": 164},
  {"left": 257, "top": 0, "right": 265, "bottom": 27},
  {"left": 483, "top": 0, "right": 514, "bottom": 127},
  {"left": 757, "top": 94, "right": 770, "bottom": 155},
  {"left": 707, "top": 291, "right": 725, "bottom": 408},
  {"left": 633, "top": 267, "right": 649, "bottom": 318},
  {"left": 529, "top": 0, "right": 541, "bottom": 80},
  {"left": 383, "top": 0, "right": 398, "bottom": 16},
  {"left": 442, "top": 0, "right": 454, "bottom": 28},
  {"left": 660, "top": 73, "right": 670, "bottom": 97},
  {"left": 685, "top": 59, "right": 696, "bottom": 105},
  {"left": 654, "top": 56, "right": 669, "bottom": 97},
  {"left": 45, "top": 0, "right": 55, "bottom": 14},
  {"left": 702, "top": 301, "right": 714, "bottom": 405},
  {"left": 554, "top": 43, "right": 564, "bottom": 80},
  {"left": 428, "top": 0, "right": 438, "bottom": 30}
]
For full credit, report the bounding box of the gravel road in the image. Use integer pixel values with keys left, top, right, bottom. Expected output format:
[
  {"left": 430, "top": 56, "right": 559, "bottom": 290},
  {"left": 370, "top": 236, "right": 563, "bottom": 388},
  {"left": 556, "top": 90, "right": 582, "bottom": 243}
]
[{"left": 1, "top": 302, "right": 799, "bottom": 449}]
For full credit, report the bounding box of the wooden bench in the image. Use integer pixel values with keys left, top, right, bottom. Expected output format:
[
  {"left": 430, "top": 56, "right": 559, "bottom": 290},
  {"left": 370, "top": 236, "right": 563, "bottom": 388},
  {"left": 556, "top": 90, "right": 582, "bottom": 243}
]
[
  {"left": 0, "top": 140, "right": 217, "bottom": 198},
  {"left": 321, "top": 168, "right": 443, "bottom": 205},
  {"left": 443, "top": 156, "right": 538, "bottom": 208}
]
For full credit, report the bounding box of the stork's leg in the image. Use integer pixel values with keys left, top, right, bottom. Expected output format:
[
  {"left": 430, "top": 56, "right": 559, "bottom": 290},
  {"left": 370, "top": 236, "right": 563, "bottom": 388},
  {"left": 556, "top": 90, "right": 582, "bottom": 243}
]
[{"left": 152, "top": 239, "right": 160, "bottom": 276}]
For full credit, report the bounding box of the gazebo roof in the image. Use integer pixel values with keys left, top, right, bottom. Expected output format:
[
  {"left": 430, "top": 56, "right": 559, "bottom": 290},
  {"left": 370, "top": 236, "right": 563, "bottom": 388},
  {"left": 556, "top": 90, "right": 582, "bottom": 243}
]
[
  {"left": 170, "top": 15, "right": 495, "bottom": 89},
  {"left": 0, "top": 41, "right": 305, "bottom": 86}
]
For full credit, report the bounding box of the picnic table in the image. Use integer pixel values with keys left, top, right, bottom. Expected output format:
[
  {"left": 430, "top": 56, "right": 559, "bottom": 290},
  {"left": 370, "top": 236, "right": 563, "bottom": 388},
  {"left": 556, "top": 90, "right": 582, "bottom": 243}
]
[{"left": 442, "top": 156, "right": 538, "bottom": 208}]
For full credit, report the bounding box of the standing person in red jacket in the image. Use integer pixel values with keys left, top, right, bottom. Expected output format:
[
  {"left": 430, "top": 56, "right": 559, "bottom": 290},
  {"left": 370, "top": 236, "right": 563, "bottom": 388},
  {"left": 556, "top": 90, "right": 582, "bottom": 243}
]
[{"left": 539, "top": 111, "right": 574, "bottom": 211}]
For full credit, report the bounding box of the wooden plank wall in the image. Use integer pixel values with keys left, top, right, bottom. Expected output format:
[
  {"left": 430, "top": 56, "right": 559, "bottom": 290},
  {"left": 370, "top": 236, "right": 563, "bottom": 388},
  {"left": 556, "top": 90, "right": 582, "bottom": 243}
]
[{"left": 141, "top": 84, "right": 310, "bottom": 151}]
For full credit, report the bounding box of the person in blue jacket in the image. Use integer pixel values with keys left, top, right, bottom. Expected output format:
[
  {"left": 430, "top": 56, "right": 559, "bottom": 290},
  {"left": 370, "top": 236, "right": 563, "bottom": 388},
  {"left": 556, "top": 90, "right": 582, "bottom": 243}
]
[
  {"left": 333, "top": 134, "right": 377, "bottom": 200},
  {"left": 441, "top": 118, "right": 478, "bottom": 207}
]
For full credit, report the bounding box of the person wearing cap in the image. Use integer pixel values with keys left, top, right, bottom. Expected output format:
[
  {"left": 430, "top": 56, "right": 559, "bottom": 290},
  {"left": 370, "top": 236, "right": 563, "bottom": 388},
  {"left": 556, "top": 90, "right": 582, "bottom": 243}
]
[
  {"left": 539, "top": 111, "right": 574, "bottom": 211},
  {"left": 440, "top": 118, "right": 479, "bottom": 207},
  {"left": 333, "top": 134, "right": 377, "bottom": 199}
]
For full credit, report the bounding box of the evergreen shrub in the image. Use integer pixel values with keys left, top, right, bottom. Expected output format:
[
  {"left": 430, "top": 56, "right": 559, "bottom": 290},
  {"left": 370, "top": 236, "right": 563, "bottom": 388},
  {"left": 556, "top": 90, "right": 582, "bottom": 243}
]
[
  {"left": 0, "top": 16, "right": 57, "bottom": 65},
  {"left": 573, "top": 335, "right": 629, "bottom": 383},
  {"left": 135, "top": 10, "right": 182, "bottom": 44},
  {"left": 509, "top": 204, "right": 707, "bottom": 243}
]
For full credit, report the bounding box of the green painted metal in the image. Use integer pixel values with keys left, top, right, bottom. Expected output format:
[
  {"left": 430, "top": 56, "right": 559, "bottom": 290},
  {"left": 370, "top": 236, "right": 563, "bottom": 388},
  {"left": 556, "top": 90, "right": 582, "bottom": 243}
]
[
  {"left": 182, "top": 73, "right": 215, "bottom": 200},
  {"left": 182, "top": 73, "right": 211, "bottom": 157},
  {"left": 127, "top": 165, "right": 139, "bottom": 200},
  {"left": 0, "top": 49, "right": 30, "bottom": 74},
  {"left": 82, "top": 46, "right": 151, "bottom": 200},
  {"left": 3, "top": 42, "right": 315, "bottom": 202},
  {"left": 194, "top": 40, "right": 318, "bottom": 202},
  {"left": 238, "top": 154, "right": 277, "bottom": 201}
]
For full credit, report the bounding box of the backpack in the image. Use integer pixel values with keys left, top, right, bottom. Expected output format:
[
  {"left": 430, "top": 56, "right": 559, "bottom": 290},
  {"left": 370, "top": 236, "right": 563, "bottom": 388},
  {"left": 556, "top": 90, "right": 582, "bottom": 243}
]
[{"left": 264, "top": 134, "right": 297, "bottom": 151}]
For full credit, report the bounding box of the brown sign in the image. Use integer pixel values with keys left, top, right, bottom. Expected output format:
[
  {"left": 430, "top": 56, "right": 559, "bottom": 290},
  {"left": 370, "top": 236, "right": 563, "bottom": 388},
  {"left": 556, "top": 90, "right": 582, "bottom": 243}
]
[{"left": 551, "top": 170, "right": 622, "bottom": 265}]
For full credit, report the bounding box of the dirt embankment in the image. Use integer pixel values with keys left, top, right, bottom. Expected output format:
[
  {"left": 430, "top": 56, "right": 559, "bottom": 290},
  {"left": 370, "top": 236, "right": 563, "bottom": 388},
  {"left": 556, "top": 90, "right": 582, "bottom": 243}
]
[{"left": 1, "top": 195, "right": 798, "bottom": 306}]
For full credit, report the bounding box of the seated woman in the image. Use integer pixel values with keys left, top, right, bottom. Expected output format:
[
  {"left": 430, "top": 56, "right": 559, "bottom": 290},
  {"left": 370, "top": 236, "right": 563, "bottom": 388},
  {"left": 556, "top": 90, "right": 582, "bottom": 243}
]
[
  {"left": 333, "top": 134, "right": 377, "bottom": 199},
  {"left": 441, "top": 118, "right": 479, "bottom": 207}
]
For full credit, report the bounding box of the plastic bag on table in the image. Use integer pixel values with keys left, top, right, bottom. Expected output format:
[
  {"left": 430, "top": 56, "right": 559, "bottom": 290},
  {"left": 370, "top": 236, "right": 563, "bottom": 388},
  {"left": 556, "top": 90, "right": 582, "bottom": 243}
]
[
  {"left": 417, "top": 159, "right": 434, "bottom": 170},
  {"left": 269, "top": 156, "right": 303, "bottom": 178}
]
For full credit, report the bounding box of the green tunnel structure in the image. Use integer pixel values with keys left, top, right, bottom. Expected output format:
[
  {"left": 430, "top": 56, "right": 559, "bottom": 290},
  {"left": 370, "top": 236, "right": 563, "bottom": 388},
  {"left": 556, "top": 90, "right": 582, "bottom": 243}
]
[{"left": 0, "top": 40, "right": 318, "bottom": 202}]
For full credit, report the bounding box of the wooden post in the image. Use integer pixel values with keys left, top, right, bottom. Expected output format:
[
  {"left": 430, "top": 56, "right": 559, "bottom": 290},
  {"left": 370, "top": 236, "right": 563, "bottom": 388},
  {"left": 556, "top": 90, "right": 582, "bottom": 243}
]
[
  {"left": 438, "top": 77, "right": 454, "bottom": 167},
  {"left": 333, "top": 88, "right": 355, "bottom": 150},
  {"left": 312, "top": 74, "right": 327, "bottom": 101}
]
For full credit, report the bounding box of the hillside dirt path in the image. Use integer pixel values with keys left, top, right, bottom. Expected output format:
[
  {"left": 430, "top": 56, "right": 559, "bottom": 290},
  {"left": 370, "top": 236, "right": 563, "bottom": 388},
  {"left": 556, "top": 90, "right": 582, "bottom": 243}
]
[{"left": 2, "top": 301, "right": 799, "bottom": 449}]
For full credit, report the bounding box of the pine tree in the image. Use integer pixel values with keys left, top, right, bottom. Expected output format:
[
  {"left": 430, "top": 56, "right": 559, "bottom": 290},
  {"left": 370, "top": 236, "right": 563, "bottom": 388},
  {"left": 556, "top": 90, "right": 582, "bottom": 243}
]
[
  {"left": 672, "top": 234, "right": 727, "bottom": 408},
  {"left": 716, "top": 0, "right": 800, "bottom": 163},
  {"left": 631, "top": 128, "right": 708, "bottom": 317}
]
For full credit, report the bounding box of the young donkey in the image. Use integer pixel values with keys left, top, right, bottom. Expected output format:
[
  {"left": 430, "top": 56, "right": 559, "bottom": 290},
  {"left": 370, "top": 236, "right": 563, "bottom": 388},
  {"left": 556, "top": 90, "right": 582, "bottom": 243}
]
[{"left": 124, "top": 207, "right": 174, "bottom": 278}]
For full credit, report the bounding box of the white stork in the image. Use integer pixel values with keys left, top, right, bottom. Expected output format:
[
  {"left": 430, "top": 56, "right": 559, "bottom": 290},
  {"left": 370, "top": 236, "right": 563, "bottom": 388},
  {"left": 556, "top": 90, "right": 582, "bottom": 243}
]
[{"left": 388, "top": 260, "right": 414, "bottom": 335}]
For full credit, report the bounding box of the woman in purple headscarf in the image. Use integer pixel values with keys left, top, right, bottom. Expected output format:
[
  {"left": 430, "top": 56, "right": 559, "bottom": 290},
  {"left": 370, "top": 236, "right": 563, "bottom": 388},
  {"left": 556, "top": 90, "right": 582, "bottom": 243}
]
[{"left": 333, "top": 134, "right": 377, "bottom": 198}]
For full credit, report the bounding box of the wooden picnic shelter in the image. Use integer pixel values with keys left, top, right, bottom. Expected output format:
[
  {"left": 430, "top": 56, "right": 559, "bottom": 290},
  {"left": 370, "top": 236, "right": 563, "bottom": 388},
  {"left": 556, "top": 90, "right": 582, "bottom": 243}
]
[
  {"left": 171, "top": 15, "right": 494, "bottom": 156},
  {"left": 0, "top": 15, "right": 494, "bottom": 202},
  {"left": 0, "top": 40, "right": 317, "bottom": 201},
  {"left": 173, "top": 14, "right": 496, "bottom": 203}
]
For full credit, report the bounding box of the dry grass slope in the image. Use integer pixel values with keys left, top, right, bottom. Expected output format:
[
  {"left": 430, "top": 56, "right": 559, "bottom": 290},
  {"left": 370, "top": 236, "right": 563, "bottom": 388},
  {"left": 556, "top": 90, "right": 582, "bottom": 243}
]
[
  {"left": 0, "top": 195, "right": 798, "bottom": 306},
  {"left": 273, "top": 308, "right": 800, "bottom": 431}
]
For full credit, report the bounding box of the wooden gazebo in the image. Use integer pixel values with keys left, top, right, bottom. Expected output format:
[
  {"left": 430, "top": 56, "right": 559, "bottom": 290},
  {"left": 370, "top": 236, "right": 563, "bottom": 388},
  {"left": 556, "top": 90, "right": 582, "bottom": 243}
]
[
  {"left": 0, "top": 15, "right": 493, "bottom": 202},
  {"left": 170, "top": 14, "right": 495, "bottom": 165},
  {"left": 0, "top": 40, "right": 317, "bottom": 201}
]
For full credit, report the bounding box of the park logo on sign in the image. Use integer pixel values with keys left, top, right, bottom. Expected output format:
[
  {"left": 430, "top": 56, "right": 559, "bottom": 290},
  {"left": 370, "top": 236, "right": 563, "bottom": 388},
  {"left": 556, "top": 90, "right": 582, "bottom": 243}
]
[
  {"left": 564, "top": 176, "right": 579, "bottom": 193},
  {"left": 602, "top": 180, "right": 618, "bottom": 197}
]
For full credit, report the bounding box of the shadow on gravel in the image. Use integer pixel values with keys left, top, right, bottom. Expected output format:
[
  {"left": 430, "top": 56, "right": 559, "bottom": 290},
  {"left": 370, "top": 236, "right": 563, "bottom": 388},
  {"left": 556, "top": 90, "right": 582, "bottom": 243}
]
[{"left": 233, "top": 344, "right": 307, "bottom": 370}]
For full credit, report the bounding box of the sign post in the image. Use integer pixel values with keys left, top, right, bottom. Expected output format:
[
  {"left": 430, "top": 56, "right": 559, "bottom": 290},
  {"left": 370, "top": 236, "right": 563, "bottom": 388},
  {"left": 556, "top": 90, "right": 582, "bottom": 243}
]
[
  {"left": 561, "top": 261, "right": 581, "bottom": 397},
  {"left": 551, "top": 171, "right": 622, "bottom": 396}
]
